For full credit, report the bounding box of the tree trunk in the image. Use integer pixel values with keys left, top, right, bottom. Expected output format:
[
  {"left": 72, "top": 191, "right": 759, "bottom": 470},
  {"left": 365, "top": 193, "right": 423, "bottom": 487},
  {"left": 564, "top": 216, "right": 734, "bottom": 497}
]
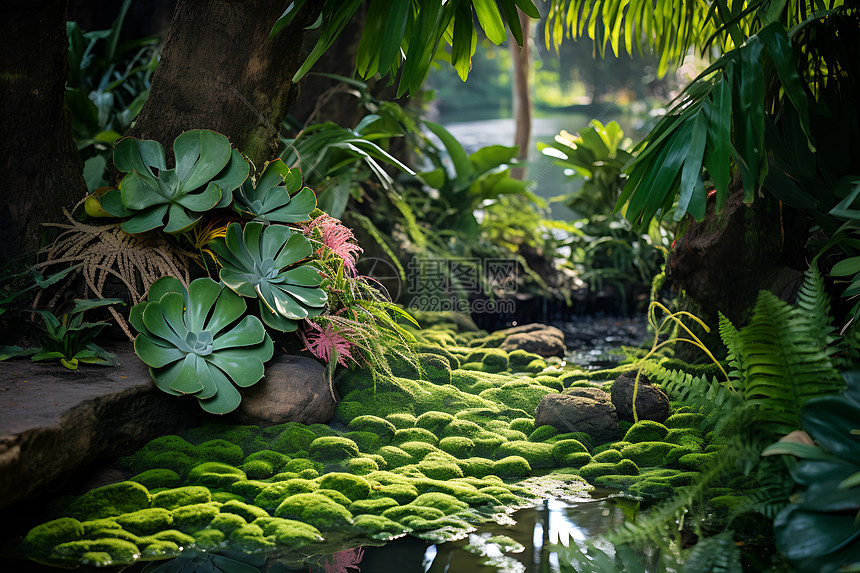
[
  {"left": 1, "top": 0, "right": 87, "bottom": 260},
  {"left": 509, "top": 8, "right": 532, "bottom": 181},
  {"left": 126, "top": 0, "right": 319, "bottom": 171}
]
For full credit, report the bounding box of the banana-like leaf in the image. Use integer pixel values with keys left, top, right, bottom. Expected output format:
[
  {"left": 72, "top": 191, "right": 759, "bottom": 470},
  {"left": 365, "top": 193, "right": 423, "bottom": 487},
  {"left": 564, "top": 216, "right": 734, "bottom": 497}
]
[
  {"left": 101, "top": 130, "right": 250, "bottom": 234},
  {"left": 131, "top": 277, "right": 274, "bottom": 414},
  {"left": 233, "top": 159, "right": 317, "bottom": 224},
  {"left": 209, "top": 222, "right": 327, "bottom": 332}
]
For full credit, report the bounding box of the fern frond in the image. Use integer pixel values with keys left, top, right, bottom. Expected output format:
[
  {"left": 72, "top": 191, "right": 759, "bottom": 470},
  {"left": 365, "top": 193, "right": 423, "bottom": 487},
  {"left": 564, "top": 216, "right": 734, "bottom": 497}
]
[
  {"left": 794, "top": 263, "right": 838, "bottom": 353},
  {"left": 738, "top": 291, "right": 844, "bottom": 439},
  {"left": 680, "top": 531, "right": 742, "bottom": 573}
]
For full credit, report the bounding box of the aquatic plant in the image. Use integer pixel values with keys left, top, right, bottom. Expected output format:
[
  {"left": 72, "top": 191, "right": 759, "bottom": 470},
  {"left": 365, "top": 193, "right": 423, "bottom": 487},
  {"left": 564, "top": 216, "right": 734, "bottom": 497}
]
[{"left": 130, "top": 276, "right": 274, "bottom": 414}]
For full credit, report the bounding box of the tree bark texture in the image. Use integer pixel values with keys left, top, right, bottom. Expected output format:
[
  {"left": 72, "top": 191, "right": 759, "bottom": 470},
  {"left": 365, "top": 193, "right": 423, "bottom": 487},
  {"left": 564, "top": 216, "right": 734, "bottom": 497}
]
[
  {"left": 509, "top": 8, "right": 532, "bottom": 181},
  {"left": 127, "top": 0, "right": 319, "bottom": 171},
  {"left": 1, "top": 1, "right": 87, "bottom": 260}
]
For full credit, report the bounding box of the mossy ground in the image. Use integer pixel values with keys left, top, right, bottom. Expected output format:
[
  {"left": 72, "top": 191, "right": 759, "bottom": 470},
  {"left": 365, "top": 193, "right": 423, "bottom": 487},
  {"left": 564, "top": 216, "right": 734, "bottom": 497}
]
[{"left": 22, "top": 319, "right": 721, "bottom": 568}]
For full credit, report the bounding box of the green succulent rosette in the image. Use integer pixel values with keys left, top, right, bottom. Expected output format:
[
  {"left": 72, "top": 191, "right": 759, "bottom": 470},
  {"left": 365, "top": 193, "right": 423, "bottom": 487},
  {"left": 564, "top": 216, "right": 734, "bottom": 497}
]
[
  {"left": 130, "top": 276, "right": 274, "bottom": 414},
  {"left": 233, "top": 159, "right": 317, "bottom": 224},
  {"left": 209, "top": 221, "right": 327, "bottom": 332},
  {"left": 100, "top": 129, "right": 250, "bottom": 234}
]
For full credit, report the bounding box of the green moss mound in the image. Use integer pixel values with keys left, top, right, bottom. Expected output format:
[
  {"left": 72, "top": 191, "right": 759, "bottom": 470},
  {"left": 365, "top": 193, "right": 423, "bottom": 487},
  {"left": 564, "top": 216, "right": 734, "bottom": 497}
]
[
  {"left": 128, "top": 469, "right": 181, "bottom": 490},
  {"left": 275, "top": 493, "right": 354, "bottom": 530},
  {"left": 620, "top": 442, "right": 676, "bottom": 467},
  {"left": 66, "top": 482, "right": 151, "bottom": 521},
  {"left": 622, "top": 421, "right": 669, "bottom": 443},
  {"left": 308, "top": 437, "right": 360, "bottom": 462},
  {"left": 318, "top": 473, "right": 372, "bottom": 501}
]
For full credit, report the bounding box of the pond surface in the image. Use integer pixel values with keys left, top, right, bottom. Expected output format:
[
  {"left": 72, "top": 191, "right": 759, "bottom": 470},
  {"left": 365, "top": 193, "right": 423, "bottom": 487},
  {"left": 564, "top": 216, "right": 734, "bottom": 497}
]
[{"left": 260, "top": 491, "right": 627, "bottom": 573}]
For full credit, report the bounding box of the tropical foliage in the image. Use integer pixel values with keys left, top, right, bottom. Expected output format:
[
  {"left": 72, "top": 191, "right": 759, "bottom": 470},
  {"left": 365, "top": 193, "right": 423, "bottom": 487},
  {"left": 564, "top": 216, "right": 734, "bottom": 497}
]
[{"left": 31, "top": 298, "right": 124, "bottom": 370}]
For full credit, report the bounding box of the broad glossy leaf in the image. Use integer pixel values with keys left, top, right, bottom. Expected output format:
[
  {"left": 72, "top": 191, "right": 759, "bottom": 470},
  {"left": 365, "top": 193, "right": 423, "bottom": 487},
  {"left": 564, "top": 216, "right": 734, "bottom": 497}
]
[
  {"left": 142, "top": 301, "right": 186, "bottom": 348},
  {"left": 173, "top": 130, "right": 232, "bottom": 191},
  {"left": 168, "top": 353, "right": 205, "bottom": 394},
  {"left": 121, "top": 171, "right": 166, "bottom": 210},
  {"left": 113, "top": 136, "right": 165, "bottom": 176},
  {"left": 206, "top": 284, "right": 248, "bottom": 336},
  {"left": 162, "top": 202, "right": 201, "bottom": 234},
  {"left": 474, "top": 0, "right": 507, "bottom": 44},
  {"left": 212, "top": 315, "right": 268, "bottom": 350},
  {"left": 122, "top": 204, "right": 169, "bottom": 234},
  {"left": 211, "top": 149, "right": 251, "bottom": 209},
  {"left": 278, "top": 283, "right": 327, "bottom": 311},
  {"left": 147, "top": 276, "right": 185, "bottom": 303},
  {"left": 775, "top": 503, "right": 860, "bottom": 560},
  {"left": 185, "top": 278, "right": 223, "bottom": 333},
  {"left": 134, "top": 334, "right": 184, "bottom": 368},
  {"left": 198, "top": 371, "right": 243, "bottom": 415},
  {"left": 194, "top": 356, "right": 218, "bottom": 400},
  {"left": 158, "top": 292, "right": 190, "bottom": 340},
  {"left": 280, "top": 265, "right": 323, "bottom": 286},
  {"left": 800, "top": 395, "right": 860, "bottom": 459},
  {"left": 220, "top": 269, "right": 259, "bottom": 299},
  {"left": 69, "top": 298, "right": 124, "bottom": 315},
  {"left": 274, "top": 232, "right": 313, "bottom": 269},
  {"left": 207, "top": 346, "right": 269, "bottom": 388},
  {"left": 258, "top": 301, "right": 299, "bottom": 332}
]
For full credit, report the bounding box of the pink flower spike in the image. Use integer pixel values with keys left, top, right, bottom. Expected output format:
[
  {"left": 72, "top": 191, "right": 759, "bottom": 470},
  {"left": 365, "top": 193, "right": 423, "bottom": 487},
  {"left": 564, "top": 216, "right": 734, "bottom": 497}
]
[
  {"left": 320, "top": 219, "right": 363, "bottom": 274},
  {"left": 301, "top": 320, "right": 356, "bottom": 367}
]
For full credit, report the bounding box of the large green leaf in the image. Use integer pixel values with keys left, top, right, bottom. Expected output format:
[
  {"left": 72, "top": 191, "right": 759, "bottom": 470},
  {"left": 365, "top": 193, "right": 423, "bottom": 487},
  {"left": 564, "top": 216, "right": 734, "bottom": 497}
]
[{"left": 234, "top": 160, "right": 317, "bottom": 224}]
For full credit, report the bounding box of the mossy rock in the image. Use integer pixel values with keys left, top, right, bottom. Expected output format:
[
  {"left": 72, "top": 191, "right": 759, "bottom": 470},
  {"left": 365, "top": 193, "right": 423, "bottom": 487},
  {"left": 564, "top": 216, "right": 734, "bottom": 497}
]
[
  {"left": 378, "top": 445, "right": 415, "bottom": 469},
  {"left": 509, "top": 417, "right": 535, "bottom": 435},
  {"left": 418, "top": 353, "right": 454, "bottom": 384},
  {"left": 592, "top": 474, "right": 641, "bottom": 489},
  {"left": 66, "top": 481, "right": 152, "bottom": 521},
  {"left": 627, "top": 480, "right": 674, "bottom": 500},
  {"left": 51, "top": 539, "right": 140, "bottom": 565},
  {"left": 240, "top": 460, "right": 278, "bottom": 480},
  {"left": 664, "top": 445, "right": 702, "bottom": 466},
  {"left": 415, "top": 411, "right": 455, "bottom": 434},
  {"left": 550, "top": 438, "right": 590, "bottom": 460},
  {"left": 191, "top": 528, "right": 226, "bottom": 550},
  {"left": 349, "top": 497, "right": 400, "bottom": 516},
  {"left": 352, "top": 514, "right": 409, "bottom": 539},
  {"left": 592, "top": 449, "right": 623, "bottom": 463},
  {"left": 186, "top": 462, "right": 246, "bottom": 489},
  {"left": 415, "top": 345, "right": 462, "bottom": 370},
  {"left": 493, "top": 456, "right": 531, "bottom": 478},
  {"left": 417, "top": 458, "right": 465, "bottom": 480},
  {"left": 139, "top": 539, "right": 179, "bottom": 559},
  {"left": 549, "top": 432, "right": 594, "bottom": 449},
  {"left": 196, "top": 439, "right": 244, "bottom": 466},
  {"left": 22, "top": 518, "right": 84, "bottom": 554},
  {"left": 497, "top": 441, "right": 555, "bottom": 469},
  {"left": 169, "top": 502, "right": 220, "bottom": 531},
  {"left": 479, "top": 381, "right": 554, "bottom": 413},
  {"left": 508, "top": 349, "right": 543, "bottom": 369},
  {"left": 528, "top": 424, "right": 559, "bottom": 442},
  {"left": 677, "top": 452, "right": 718, "bottom": 471},
  {"left": 497, "top": 428, "right": 529, "bottom": 441},
  {"left": 318, "top": 473, "right": 372, "bottom": 501},
  {"left": 229, "top": 523, "right": 275, "bottom": 551},
  {"left": 244, "top": 450, "right": 289, "bottom": 470},
  {"left": 622, "top": 421, "right": 669, "bottom": 443},
  {"left": 533, "top": 376, "right": 564, "bottom": 392},
  {"left": 393, "top": 427, "right": 439, "bottom": 446},
  {"left": 438, "top": 436, "right": 475, "bottom": 457},
  {"left": 664, "top": 428, "right": 706, "bottom": 449},
  {"left": 386, "top": 413, "right": 417, "bottom": 429},
  {"left": 381, "top": 504, "right": 446, "bottom": 524},
  {"left": 472, "top": 432, "right": 508, "bottom": 458},
  {"left": 143, "top": 529, "right": 195, "bottom": 547},
  {"left": 456, "top": 457, "right": 495, "bottom": 478},
  {"left": 253, "top": 479, "right": 319, "bottom": 511},
  {"left": 151, "top": 486, "right": 212, "bottom": 510},
  {"left": 344, "top": 431, "right": 379, "bottom": 452},
  {"left": 269, "top": 425, "right": 317, "bottom": 453},
  {"left": 83, "top": 528, "right": 143, "bottom": 545},
  {"left": 482, "top": 352, "right": 510, "bottom": 373},
  {"left": 275, "top": 493, "right": 354, "bottom": 530},
  {"left": 620, "top": 442, "right": 676, "bottom": 467},
  {"left": 348, "top": 457, "right": 380, "bottom": 475},
  {"left": 220, "top": 500, "right": 269, "bottom": 523},
  {"left": 523, "top": 359, "right": 548, "bottom": 373},
  {"left": 412, "top": 492, "right": 469, "bottom": 513},
  {"left": 128, "top": 469, "right": 181, "bottom": 490},
  {"left": 579, "top": 459, "right": 639, "bottom": 479},
  {"left": 254, "top": 516, "right": 323, "bottom": 548},
  {"left": 556, "top": 452, "right": 592, "bottom": 467},
  {"left": 441, "top": 418, "right": 484, "bottom": 438},
  {"left": 375, "top": 483, "right": 419, "bottom": 505},
  {"left": 283, "top": 458, "right": 323, "bottom": 475},
  {"left": 308, "top": 436, "right": 360, "bottom": 462},
  {"left": 208, "top": 513, "right": 248, "bottom": 535},
  {"left": 229, "top": 479, "right": 270, "bottom": 500},
  {"left": 113, "top": 508, "right": 173, "bottom": 536},
  {"left": 399, "top": 441, "right": 440, "bottom": 460},
  {"left": 317, "top": 488, "right": 353, "bottom": 507},
  {"left": 348, "top": 415, "right": 397, "bottom": 441},
  {"left": 80, "top": 519, "right": 122, "bottom": 537},
  {"left": 211, "top": 492, "right": 244, "bottom": 504},
  {"left": 665, "top": 412, "right": 706, "bottom": 429}
]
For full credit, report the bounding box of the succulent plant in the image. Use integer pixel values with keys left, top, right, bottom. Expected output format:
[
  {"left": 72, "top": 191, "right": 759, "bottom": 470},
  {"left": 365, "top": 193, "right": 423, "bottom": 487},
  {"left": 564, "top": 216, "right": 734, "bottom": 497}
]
[
  {"left": 99, "top": 129, "right": 249, "bottom": 234},
  {"left": 130, "top": 276, "right": 274, "bottom": 414},
  {"left": 233, "top": 159, "right": 317, "bottom": 224},
  {"left": 209, "top": 222, "right": 327, "bottom": 332}
]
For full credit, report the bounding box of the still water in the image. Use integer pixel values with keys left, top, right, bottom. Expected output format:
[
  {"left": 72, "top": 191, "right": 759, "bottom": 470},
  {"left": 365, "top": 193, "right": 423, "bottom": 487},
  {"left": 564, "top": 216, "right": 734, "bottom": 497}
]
[{"left": 275, "top": 492, "right": 627, "bottom": 573}]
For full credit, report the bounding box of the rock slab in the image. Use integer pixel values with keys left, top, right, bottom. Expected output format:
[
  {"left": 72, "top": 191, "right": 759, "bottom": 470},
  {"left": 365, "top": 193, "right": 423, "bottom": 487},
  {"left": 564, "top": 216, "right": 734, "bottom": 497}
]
[
  {"left": 229, "top": 354, "right": 334, "bottom": 426},
  {"left": 534, "top": 388, "right": 619, "bottom": 444},
  {"left": 610, "top": 370, "right": 670, "bottom": 423},
  {"left": 499, "top": 324, "right": 566, "bottom": 358},
  {"left": 0, "top": 347, "right": 200, "bottom": 510}
]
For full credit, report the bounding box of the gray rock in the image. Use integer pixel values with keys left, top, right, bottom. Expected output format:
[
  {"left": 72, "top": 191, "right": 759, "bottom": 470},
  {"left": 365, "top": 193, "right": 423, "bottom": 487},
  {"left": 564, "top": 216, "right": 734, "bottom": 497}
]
[
  {"left": 499, "top": 324, "right": 565, "bottom": 357},
  {"left": 564, "top": 386, "right": 612, "bottom": 402},
  {"left": 610, "top": 370, "right": 670, "bottom": 423},
  {"left": 230, "top": 354, "right": 334, "bottom": 426},
  {"left": 0, "top": 346, "right": 200, "bottom": 510},
  {"left": 534, "top": 393, "right": 619, "bottom": 444}
]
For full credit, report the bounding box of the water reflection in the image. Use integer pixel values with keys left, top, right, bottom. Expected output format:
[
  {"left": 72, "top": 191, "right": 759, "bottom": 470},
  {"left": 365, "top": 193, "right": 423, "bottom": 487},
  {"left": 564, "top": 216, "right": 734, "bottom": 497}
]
[{"left": 356, "top": 493, "right": 625, "bottom": 573}]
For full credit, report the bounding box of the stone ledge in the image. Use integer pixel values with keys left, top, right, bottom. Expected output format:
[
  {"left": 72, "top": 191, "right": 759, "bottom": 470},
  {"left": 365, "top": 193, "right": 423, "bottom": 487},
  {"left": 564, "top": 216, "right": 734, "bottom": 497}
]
[{"left": 0, "top": 346, "right": 200, "bottom": 509}]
